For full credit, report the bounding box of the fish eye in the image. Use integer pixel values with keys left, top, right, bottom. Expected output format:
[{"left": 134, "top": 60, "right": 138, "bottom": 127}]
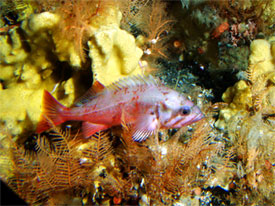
[{"left": 181, "top": 106, "right": 191, "bottom": 115}]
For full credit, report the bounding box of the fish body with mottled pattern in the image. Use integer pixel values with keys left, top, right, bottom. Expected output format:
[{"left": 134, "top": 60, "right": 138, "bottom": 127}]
[{"left": 36, "top": 75, "right": 204, "bottom": 141}]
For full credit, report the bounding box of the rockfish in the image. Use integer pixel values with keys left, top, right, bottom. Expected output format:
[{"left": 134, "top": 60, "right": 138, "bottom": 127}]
[{"left": 36, "top": 75, "right": 204, "bottom": 142}]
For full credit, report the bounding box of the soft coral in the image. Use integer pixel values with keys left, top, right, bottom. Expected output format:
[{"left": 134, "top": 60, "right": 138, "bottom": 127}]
[
  {"left": 56, "top": 0, "right": 108, "bottom": 63},
  {"left": 120, "top": 0, "right": 175, "bottom": 61},
  {"left": 141, "top": 0, "right": 175, "bottom": 59}
]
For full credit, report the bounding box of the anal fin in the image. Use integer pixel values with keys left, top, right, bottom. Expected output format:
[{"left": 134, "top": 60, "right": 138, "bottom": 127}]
[{"left": 82, "top": 122, "right": 108, "bottom": 138}]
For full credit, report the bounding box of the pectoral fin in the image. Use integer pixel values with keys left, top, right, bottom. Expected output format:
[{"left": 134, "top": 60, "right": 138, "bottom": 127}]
[
  {"left": 131, "top": 114, "right": 159, "bottom": 142},
  {"left": 82, "top": 122, "right": 108, "bottom": 138}
]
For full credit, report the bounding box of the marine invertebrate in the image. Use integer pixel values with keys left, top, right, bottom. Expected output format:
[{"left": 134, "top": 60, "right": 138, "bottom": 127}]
[
  {"left": 140, "top": 0, "right": 174, "bottom": 59},
  {"left": 246, "top": 39, "right": 275, "bottom": 111},
  {"left": 214, "top": 38, "right": 275, "bottom": 205},
  {"left": 119, "top": 0, "right": 150, "bottom": 32},
  {"left": 25, "top": 0, "right": 122, "bottom": 68},
  {"left": 215, "top": 38, "right": 275, "bottom": 129},
  {"left": 54, "top": 0, "right": 110, "bottom": 63},
  {"left": 0, "top": 124, "right": 116, "bottom": 205},
  {"left": 210, "top": 0, "right": 275, "bottom": 37},
  {"left": 228, "top": 20, "right": 257, "bottom": 46},
  {"left": 0, "top": 8, "right": 84, "bottom": 136},
  {"left": 118, "top": 118, "right": 223, "bottom": 204},
  {"left": 120, "top": 0, "right": 174, "bottom": 61},
  {"left": 226, "top": 111, "right": 275, "bottom": 205},
  {"left": 88, "top": 24, "right": 143, "bottom": 85},
  {"left": 211, "top": 22, "right": 229, "bottom": 39}
]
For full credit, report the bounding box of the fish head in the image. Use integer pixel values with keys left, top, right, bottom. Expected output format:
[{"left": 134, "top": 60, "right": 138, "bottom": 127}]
[{"left": 158, "top": 90, "right": 204, "bottom": 129}]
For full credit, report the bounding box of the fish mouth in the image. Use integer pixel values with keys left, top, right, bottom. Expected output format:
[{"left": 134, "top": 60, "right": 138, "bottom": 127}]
[
  {"left": 191, "top": 112, "right": 205, "bottom": 123},
  {"left": 173, "top": 110, "right": 205, "bottom": 128},
  {"left": 189, "top": 105, "right": 205, "bottom": 124}
]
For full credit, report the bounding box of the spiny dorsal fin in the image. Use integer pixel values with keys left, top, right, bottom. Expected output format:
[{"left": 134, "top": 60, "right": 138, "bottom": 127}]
[
  {"left": 74, "top": 75, "right": 159, "bottom": 106},
  {"left": 107, "top": 75, "right": 160, "bottom": 91},
  {"left": 74, "top": 81, "right": 105, "bottom": 106},
  {"left": 92, "top": 81, "right": 105, "bottom": 93}
]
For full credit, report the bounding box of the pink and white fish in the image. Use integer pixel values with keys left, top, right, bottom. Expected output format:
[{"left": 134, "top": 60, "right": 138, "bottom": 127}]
[{"left": 36, "top": 75, "right": 204, "bottom": 142}]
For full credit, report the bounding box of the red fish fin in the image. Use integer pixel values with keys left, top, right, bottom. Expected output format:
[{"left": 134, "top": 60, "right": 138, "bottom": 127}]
[
  {"left": 36, "top": 90, "right": 67, "bottom": 133},
  {"left": 82, "top": 122, "right": 108, "bottom": 138},
  {"left": 131, "top": 114, "right": 158, "bottom": 142},
  {"left": 74, "top": 81, "right": 105, "bottom": 106},
  {"left": 92, "top": 80, "right": 105, "bottom": 93}
]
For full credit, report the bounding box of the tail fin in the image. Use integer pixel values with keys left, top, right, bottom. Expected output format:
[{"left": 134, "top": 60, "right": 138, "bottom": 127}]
[{"left": 36, "top": 90, "right": 68, "bottom": 133}]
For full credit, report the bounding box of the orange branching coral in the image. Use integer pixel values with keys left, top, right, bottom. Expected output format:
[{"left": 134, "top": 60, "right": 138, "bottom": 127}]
[
  {"left": 79, "top": 132, "right": 113, "bottom": 165},
  {"left": 227, "top": 112, "right": 275, "bottom": 205},
  {"left": 7, "top": 131, "right": 81, "bottom": 203},
  {"left": 161, "top": 120, "right": 219, "bottom": 195},
  {"left": 2, "top": 126, "right": 115, "bottom": 205},
  {"left": 119, "top": 0, "right": 150, "bottom": 31},
  {"left": 55, "top": 0, "right": 113, "bottom": 63},
  {"left": 56, "top": 0, "right": 96, "bottom": 62},
  {"left": 117, "top": 119, "right": 222, "bottom": 204},
  {"left": 245, "top": 61, "right": 275, "bottom": 113},
  {"left": 141, "top": 0, "right": 175, "bottom": 59},
  {"left": 120, "top": 0, "right": 175, "bottom": 61}
]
